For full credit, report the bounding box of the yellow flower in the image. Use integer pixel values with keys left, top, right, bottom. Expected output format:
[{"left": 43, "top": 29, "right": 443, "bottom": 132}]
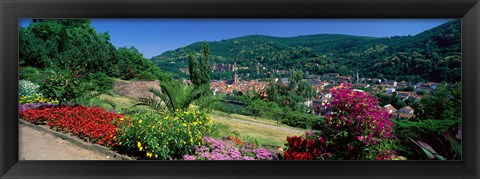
[
  {"left": 120, "top": 118, "right": 124, "bottom": 121},
  {"left": 137, "top": 141, "right": 142, "bottom": 148},
  {"left": 146, "top": 152, "right": 153, "bottom": 158},
  {"left": 190, "top": 138, "right": 193, "bottom": 143},
  {"left": 152, "top": 125, "right": 155, "bottom": 129},
  {"left": 119, "top": 142, "right": 122, "bottom": 145},
  {"left": 138, "top": 120, "right": 143, "bottom": 124},
  {"left": 155, "top": 154, "right": 158, "bottom": 158},
  {"left": 139, "top": 147, "right": 143, "bottom": 151},
  {"left": 182, "top": 123, "right": 187, "bottom": 127},
  {"left": 183, "top": 141, "right": 186, "bottom": 144}
]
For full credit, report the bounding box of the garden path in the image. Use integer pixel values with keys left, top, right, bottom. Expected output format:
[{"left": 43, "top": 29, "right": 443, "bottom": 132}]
[{"left": 19, "top": 124, "right": 115, "bottom": 160}]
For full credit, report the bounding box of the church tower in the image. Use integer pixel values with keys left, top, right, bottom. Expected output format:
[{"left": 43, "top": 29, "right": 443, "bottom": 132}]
[{"left": 233, "top": 62, "right": 238, "bottom": 85}]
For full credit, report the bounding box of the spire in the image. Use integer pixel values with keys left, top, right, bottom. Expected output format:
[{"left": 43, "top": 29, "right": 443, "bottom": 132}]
[{"left": 233, "top": 62, "right": 238, "bottom": 85}]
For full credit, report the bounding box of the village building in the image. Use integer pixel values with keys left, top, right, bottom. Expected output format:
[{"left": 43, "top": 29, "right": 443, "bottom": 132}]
[
  {"left": 385, "top": 87, "right": 396, "bottom": 94},
  {"left": 383, "top": 104, "right": 398, "bottom": 114},
  {"left": 399, "top": 106, "right": 414, "bottom": 114}
]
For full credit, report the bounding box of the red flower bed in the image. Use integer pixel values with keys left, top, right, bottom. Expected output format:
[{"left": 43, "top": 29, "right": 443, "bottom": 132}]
[
  {"left": 20, "top": 106, "right": 123, "bottom": 146},
  {"left": 284, "top": 135, "right": 330, "bottom": 160}
]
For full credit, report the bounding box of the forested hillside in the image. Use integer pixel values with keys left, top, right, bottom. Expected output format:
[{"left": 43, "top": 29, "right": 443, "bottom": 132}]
[{"left": 152, "top": 19, "right": 461, "bottom": 82}]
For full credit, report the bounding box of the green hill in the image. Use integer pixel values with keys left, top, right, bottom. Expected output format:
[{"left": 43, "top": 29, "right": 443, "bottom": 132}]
[{"left": 151, "top": 19, "right": 461, "bottom": 83}]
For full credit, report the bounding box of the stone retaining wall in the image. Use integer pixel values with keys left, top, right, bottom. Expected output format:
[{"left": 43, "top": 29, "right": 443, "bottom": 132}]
[{"left": 113, "top": 80, "right": 160, "bottom": 100}]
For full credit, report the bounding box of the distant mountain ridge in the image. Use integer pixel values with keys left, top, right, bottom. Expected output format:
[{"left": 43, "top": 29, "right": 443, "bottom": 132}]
[{"left": 151, "top": 19, "right": 461, "bottom": 83}]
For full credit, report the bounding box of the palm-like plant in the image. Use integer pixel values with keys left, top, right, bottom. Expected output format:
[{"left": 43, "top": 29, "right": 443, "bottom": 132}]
[{"left": 136, "top": 79, "right": 220, "bottom": 114}]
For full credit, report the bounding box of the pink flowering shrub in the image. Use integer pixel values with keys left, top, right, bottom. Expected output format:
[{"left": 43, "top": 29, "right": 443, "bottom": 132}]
[
  {"left": 285, "top": 83, "right": 399, "bottom": 160},
  {"left": 322, "top": 83, "right": 397, "bottom": 160}
]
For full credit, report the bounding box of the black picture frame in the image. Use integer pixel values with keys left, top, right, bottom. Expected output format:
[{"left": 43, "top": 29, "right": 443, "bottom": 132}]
[{"left": 1, "top": 0, "right": 479, "bottom": 178}]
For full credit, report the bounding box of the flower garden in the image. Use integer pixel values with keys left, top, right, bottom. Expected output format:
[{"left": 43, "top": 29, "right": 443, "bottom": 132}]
[
  {"left": 19, "top": 77, "right": 412, "bottom": 160},
  {"left": 18, "top": 19, "right": 462, "bottom": 161}
]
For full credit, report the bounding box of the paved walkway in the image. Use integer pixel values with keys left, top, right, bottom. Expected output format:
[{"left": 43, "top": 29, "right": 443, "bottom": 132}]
[{"left": 19, "top": 124, "right": 115, "bottom": 160}]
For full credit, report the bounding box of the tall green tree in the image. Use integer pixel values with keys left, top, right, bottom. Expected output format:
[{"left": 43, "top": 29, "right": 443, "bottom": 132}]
[
  {"left": 20, "top": 19, "right": 118, "bottom": 75},
  {"left": 188, "top": 42, "right": 211, "bottom": 92}
]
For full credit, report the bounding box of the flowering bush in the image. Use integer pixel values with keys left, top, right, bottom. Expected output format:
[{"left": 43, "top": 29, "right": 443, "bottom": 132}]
[
  {"left": 284, "top": 131, "right": 330, "bottom": 160},
  {"left": 183, "top": 137, "right": 280, "bottom": 160},
  {"left": 116, "top": 110, "right": 215, "bottom": 160},
  {"left": 39, "top": 69, "right": 88, "bottom": 105},
  {"left": 19, "top": 80, "right": 40, "bottom": 97},
  {"left": 284, "top": 84, "right": 398, "bottom": 160},
  {"left": 19, "top": 94, "right": 59, "bottom": 104},
  {"left": 20, "top": 106, "right": 122, "bottom": 146}
]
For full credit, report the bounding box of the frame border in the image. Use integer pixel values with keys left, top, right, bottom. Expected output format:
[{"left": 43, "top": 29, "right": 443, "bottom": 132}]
[{"left": 1, "top": 0, "right": 479, "bottom": 178}]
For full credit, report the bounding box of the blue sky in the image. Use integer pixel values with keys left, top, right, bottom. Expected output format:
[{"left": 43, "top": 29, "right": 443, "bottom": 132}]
[{"left": 20, "top": 19, "right": 452, "bottom": 59}]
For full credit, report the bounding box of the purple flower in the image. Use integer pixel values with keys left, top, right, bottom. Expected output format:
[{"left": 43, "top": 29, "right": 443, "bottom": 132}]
[
  {"left": 185, "top": 137, "right": 277, "bottom": 160},
  {"left": 183, "top": 155, "right": 196, "bottom": 160}
]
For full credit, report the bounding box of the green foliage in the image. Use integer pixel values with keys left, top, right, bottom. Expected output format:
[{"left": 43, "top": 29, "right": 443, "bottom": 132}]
[
  {"left": 407, "top": 124, "right": 461, "bottom": 160},
  {"left": 19, "top": 67, "right": 42, "bottom": 84},
  {"left": 243, "top": 99, "right": 282, "bottom": 117},
  {"left": 413, "top": 83, "right": 461, "bottom": 121},
  {"left": 20, "top": 19, "right": 118, "bottom": 75},
  {"left": 19, "top": 80, "right": 41, "bottom": 97},
  {"left": 116, "top": 110, "right": 216, "bottom": 159},
  {"left": 188, "top": 42, "right": 211, "bottom": 90},
  {"left": 137, "top": 79, "right": 217, "bottom": 114},
  {"left": 86, "top": 72, "right": 114, "bottom": 93},
  {"left": 39, "top": 68, "right": 89, "bottom": 105},
  {"left": 393, "top": 118, "right": 460, "bottom": 159},
  {"left": 278, "top": 109, "right": 324, "bottom": 130},
  {"left": 266, "top": 70, "right": 315, "bottom": 112},
  {"left": 374, "top": 92, "right": 406, "bottom": 109},
  {"left": 136, "top": 71, "right": 157, "bottom": 81},
  {"left": 19, "top": 19, "right": 169, "bottom": 83}
]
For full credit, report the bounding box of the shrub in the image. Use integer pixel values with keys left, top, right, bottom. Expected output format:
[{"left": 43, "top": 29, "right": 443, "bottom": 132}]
[
  {"left": 116, "top": 110, "right": 215, "bottom": 160},
  {"left": 20, "top": 106, "right": 122, "bottom": 146},
  {"left": 284, "top": 83, "right": 399, "bottom": 160},
  {"left": 320, "top": 83, "right": 398, "bottom": 160},
  {"left": 19, "top": 80, "right": 40, "bottom": 97},
  {"left": 86, "top": 72, "right": 114, "bottom": 93},
  {"left": 19, "top": 66, "right": 42, "bottom": 83},
  {"left": 136, "top": 71, "right": 157, "bottom": 81},
  {"left": 279, "top": 109, "right": 324, "bottom": 130},
  {"left": 39, "top": 69, "right": 88, "bottom": 105}
]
